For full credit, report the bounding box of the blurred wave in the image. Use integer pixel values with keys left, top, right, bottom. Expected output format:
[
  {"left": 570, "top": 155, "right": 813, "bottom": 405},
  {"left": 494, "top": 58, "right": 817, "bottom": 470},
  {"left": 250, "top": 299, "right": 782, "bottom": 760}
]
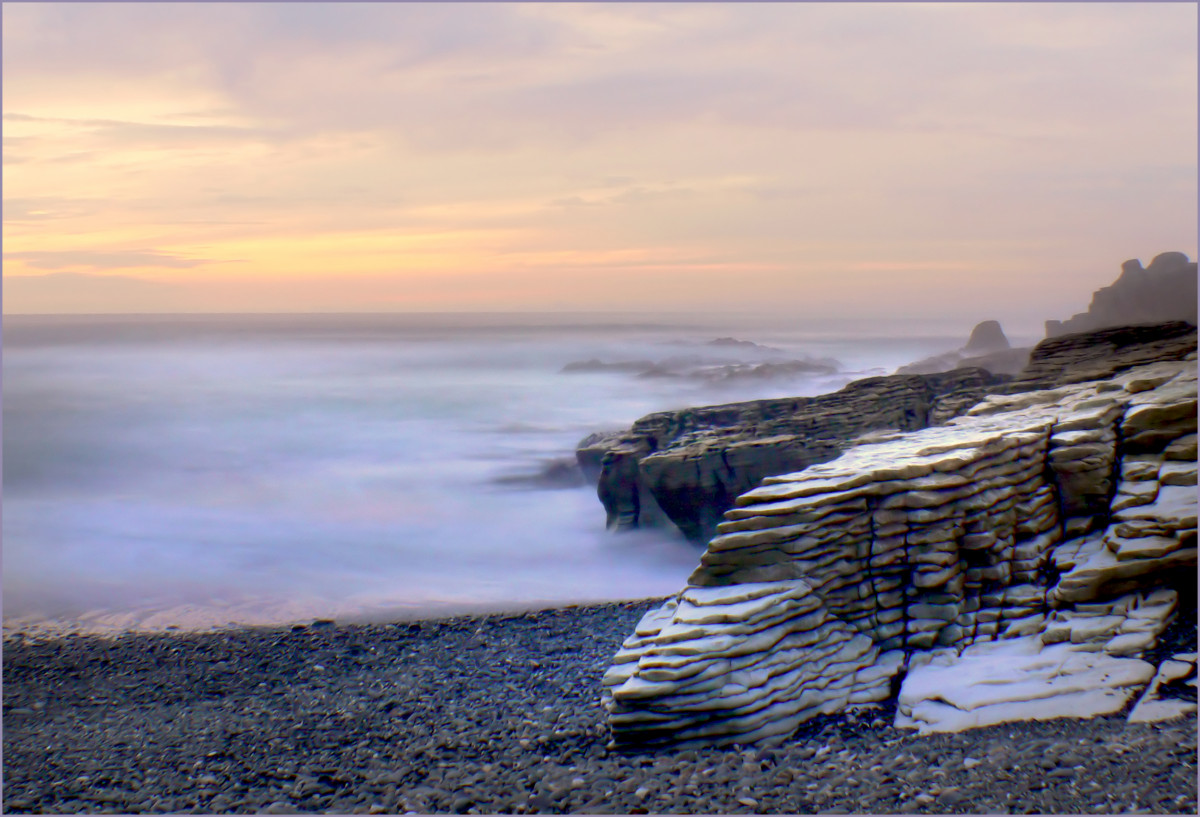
[{"left": 2, "top": 313, "right": 962, "bottom": 633}]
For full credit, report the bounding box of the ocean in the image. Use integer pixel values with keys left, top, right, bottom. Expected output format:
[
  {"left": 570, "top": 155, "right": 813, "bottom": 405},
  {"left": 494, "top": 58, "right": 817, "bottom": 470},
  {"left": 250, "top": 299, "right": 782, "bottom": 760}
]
[{"left": 2, "top": 312, "right": 992, "bottom": 634}]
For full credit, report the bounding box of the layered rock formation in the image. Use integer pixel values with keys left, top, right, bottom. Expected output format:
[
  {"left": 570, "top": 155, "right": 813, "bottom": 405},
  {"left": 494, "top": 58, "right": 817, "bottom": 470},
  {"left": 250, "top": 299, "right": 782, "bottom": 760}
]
[
  {"left": 602, "top": 328, "right": 1196, "bottom": 749},
  {"left": 581, "top": 368, "right": 1009, "bottom": 544},
  {"left": 1046, "top": 252, "right": 1198, "bottom": 338},
  {"left": 582, "top": 322, "right": 1196, "bottom": 546},
  {"left": 999, "top": 320, "right": 1197, "bottom": 394}
]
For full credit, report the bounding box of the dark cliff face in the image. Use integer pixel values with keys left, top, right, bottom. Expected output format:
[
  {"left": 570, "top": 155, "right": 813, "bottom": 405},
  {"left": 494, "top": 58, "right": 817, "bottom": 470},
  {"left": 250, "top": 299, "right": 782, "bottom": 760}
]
[
  {"left": 964, "top": 319, "right": 1010, "bottom": 353},
  {"left": 896, "top": 320, "right": 1027, "bottom": 376},
  {"left": 582, "top": 321, "right": 1198, "bottom": 546},
  {"left": 1046, "top": 252, "right": 1198, "bottom": 338},
  {"left": 584, "top": 368, "right": 1010, "bottom": 544}
]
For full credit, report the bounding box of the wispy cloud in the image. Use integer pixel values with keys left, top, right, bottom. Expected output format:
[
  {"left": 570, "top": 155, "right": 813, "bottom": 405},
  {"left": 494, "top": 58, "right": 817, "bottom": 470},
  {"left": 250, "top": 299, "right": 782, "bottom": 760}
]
[
  {"left": 848, "top": 261, "right": 976, "bottom": 274},
  {"left": 4, "top": 111, "right": 289, "bottom": 150},
  {"left": 4, "top": 196, "right": 102, "bottom": 221},
  {"left": 5, "top": 250, "right": 213, "bottom": 271},
  {"left": 1, "top": 2, "right": 1195, "bottom": 321},
  {"left": 549, "top": 184, "right": 696, "bottom": 209}
]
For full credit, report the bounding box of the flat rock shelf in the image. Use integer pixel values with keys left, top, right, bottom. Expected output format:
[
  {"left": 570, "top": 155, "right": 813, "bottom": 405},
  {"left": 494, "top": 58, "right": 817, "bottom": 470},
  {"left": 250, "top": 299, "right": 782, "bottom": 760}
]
[{"left": 3, "top": 600, "right": 1195, "bottom": 815}]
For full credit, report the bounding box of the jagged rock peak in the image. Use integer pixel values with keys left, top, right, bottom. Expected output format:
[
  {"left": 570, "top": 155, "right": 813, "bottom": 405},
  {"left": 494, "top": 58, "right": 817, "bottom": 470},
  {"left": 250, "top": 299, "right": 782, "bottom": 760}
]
[
  {"left": 1046, "top": 252, "right": 1198, "bottom": 338},
  {"left": 1147, "top": 251, "right": 1192, "bottom": 273},
  {"left": 1120, "top": 259, "right": 1146, "bottom": 279},
  {"left": 964, "top": 320, "right": 1010, "bottom": 353}
]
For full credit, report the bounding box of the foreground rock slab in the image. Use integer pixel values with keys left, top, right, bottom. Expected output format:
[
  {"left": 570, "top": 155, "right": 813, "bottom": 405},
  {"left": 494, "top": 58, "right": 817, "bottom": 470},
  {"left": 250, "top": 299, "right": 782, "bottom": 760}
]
[{"left": 604, "top": 329, "right": 1197, "bottom": 749}]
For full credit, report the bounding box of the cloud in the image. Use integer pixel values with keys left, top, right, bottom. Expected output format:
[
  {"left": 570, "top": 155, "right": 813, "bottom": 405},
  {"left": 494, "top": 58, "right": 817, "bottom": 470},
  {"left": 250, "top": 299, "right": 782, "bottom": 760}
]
[
  {"left": 3, "top": 197, "right": 102, "bottom": 221},
  {"left": 1, "top": 3, "right": 1194, "bottom": 318},
  {"left": 549, "top": 196, "right": 598, "bottom": 209},
  {"left": 847, "top": 260, "right": 976, "bottom": 274},
  {"left": 5, "top": 4, "right": 1194, "bottom": 154},
  {"left": 4, "top": 111, "right": 288, "bottom": 151},
  {"left": 548, "top": 184, "right": 696, "bottom": 209},
  {"left": 5, "top": 250, "right": 212, "bottom": 271}
]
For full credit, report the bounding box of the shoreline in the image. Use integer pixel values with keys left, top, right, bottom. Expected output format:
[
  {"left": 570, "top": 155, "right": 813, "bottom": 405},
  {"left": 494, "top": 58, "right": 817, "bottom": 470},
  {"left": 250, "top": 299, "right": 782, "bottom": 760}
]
[
  {"left": 1, "top": 595, "right": 677, "bottom": 644},
  {"left": 4, "top": 598, "right": 1196, "bottom": 815}
]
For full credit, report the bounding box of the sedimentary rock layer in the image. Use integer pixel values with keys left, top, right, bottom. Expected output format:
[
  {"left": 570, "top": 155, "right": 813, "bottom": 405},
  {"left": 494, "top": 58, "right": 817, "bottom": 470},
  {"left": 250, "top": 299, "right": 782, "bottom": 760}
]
[
  {"left": 584, "top": 368, "right": 1008, "bottom": 543},
  {"left": 999, "top": 320, "right": 1197, "bottom": 395},
  {"left": 583, "top": 321, "right": 1195, "bottom": 545},
  {"left": 604, "top": 346, "right": 1197, "bottom": 748}
]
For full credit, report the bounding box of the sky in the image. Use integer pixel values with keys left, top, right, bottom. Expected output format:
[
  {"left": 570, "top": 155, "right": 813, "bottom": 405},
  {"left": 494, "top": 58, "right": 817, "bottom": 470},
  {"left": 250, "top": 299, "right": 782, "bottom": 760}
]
[{"left": 3, "top": 2, "right": 1197, "bottom": 333}]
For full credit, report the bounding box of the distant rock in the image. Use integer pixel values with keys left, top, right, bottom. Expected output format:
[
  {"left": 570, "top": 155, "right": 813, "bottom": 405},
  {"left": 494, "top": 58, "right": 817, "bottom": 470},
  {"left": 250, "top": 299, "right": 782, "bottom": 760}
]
[
  {"left": 1046, "top": 252, "right": 1198, "bottom": 338},
  {"left": 637, "top": 358, "right": 839, "bottom": 383},
  {"left": 898, "top": 320, "right": 1027, "bottom": 376},
  {"left": 699, "top": 359, "right": 840, "bottom": 384},
  {"left": 963, "top": 319, "right": 1010, "bottom": 353},
  {"left": 563, "top": 351, "right": 839, "bottom": 385},
  {"left": 560, "top": 359, "right": 655, "bottom": 374},
  {"left": 705, "top": 337, "right": 785, "bottom": 355}
]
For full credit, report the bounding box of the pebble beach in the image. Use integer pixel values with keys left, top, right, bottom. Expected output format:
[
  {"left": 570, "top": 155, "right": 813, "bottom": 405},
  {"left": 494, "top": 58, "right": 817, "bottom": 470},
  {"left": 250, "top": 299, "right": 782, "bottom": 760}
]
[{"left": 3, "top": 599, "right": 1196, "bottom": 815}]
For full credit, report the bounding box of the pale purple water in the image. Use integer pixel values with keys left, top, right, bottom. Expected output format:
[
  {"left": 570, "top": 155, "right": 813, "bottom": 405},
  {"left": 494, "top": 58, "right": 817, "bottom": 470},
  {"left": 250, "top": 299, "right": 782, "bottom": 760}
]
[{"left": 2, "top": 312, "right": 985, "bottom": 634}]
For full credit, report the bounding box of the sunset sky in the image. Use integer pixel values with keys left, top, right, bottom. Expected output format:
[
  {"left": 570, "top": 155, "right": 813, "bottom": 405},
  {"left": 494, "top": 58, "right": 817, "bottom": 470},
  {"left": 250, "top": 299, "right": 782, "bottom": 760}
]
[{"left": 3, "top": 2, "right": 1197, "bottom": 332}]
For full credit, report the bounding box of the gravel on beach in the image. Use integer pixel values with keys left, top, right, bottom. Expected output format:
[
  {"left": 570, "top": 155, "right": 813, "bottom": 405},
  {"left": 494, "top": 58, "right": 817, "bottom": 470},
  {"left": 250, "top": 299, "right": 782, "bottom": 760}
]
[{"left": 3, "top": 599, "right": 1196, "bottom": 815}]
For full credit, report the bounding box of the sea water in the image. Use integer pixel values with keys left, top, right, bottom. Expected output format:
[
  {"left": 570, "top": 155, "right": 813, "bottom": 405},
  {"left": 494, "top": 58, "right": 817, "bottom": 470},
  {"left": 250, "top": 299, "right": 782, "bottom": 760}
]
[{"left": 2, "top": 312, "right": 979, "bottom": 634}]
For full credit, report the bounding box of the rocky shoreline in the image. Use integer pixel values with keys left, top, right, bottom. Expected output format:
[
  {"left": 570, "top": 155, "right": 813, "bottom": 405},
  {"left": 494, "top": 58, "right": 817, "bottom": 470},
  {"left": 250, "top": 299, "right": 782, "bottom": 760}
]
[
  {"left": 580, "top": 320, "right": 1197, "bottom": 546},
  {"left": 601, "top": 341, "right": 1197, "bottom": 748},
  {"left": 6, "top": 257, "right": 1198, "bottom": 813},
  {"left": 3, "top": 599, "right": 1196, "bottom": 815}
]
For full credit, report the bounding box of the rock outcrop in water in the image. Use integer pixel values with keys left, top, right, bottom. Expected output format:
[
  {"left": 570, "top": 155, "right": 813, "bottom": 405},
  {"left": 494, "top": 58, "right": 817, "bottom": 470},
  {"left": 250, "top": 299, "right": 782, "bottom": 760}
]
[
  {"left": 1046, "top": 252, "right": 1198, "bottom": 338},
  {"left": 561, "top": 348, "right": 839, "bottom": 385},
  {"left": 602, "top": 324, "right": 1196, "bottom": 749},
  {"left": 582, "top": 322, "right": 1196, "bottom": 546},
  {"left": 580, "top": 368, "right": 1010, "bottom": 544},
  {"left": 964, "top": 320, "right": 1010, "bottom": 354},
  {"left": 897, "top": 320, "right": 1031, "bottom": 377}
]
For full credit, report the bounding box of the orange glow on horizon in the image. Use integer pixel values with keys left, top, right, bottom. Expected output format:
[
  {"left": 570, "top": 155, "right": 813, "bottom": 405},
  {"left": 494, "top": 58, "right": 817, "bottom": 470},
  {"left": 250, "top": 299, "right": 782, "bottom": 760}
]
[{"left": 2, "top": 2, "right": 1195, "bottom": 323}]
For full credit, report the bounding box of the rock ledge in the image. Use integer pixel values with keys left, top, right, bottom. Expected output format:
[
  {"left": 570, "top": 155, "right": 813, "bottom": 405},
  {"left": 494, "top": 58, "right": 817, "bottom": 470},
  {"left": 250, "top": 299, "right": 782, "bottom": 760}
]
[{"left": 603, "top": 331, "right": 1197, "bottom": 749}]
